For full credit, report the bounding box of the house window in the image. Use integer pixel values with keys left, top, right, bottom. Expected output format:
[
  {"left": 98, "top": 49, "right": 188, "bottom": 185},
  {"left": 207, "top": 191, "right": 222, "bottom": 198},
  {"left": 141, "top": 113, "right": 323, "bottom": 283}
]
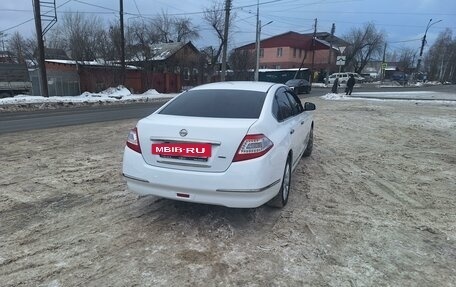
[
  {"left": 299, "top": 49, "right": 302, "bottom": 58},
  {"left": 293, "top": 48, "right": 297, "bottom": 58},
  {"left": 183, "top": 67, "right": 190, "bottom": 80},
  {"left": 277, "top": 48, "right": 283, "bottom": 57},
  {"left": 260, "top": 48, "right": 264, "bottom": 58},
  {"left": 275, "top": 65, "right": 281, "bottom": 69}
]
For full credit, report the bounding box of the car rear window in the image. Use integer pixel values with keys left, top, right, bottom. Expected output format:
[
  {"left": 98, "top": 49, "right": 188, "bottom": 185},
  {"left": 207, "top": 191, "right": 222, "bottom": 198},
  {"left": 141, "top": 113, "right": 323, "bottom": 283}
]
[{"left": 159, "top": 89, "right": 267, "bottom": 118}]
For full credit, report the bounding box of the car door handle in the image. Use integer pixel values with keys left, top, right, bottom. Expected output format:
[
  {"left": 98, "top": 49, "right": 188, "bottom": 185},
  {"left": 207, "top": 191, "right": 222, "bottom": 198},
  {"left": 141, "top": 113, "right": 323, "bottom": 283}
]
[
  {"left": 290, "top": 129, "right": 295, "bottom": 134},
  {"left": 300, "top": 121, "right": 305, "bottom": 125}
]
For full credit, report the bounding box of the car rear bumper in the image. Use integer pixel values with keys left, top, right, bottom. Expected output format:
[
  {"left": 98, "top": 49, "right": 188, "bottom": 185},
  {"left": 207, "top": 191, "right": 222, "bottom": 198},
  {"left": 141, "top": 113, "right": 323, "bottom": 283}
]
[{"left": 122, "top": 147, "right": 283, "bottom": 208}]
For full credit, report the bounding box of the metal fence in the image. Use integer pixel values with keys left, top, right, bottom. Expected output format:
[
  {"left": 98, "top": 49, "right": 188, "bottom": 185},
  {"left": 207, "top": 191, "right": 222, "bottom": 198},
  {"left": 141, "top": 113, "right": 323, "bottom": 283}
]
[{"left": 30, "top": 69, "right": 80, "bottom": 97}]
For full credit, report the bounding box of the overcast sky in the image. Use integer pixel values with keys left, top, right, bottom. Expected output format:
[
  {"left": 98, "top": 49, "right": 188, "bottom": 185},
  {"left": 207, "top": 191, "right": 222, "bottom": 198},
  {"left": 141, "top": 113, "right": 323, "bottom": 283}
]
[{"left": 1, "top": 0, "right": 455, "bottom": 55}]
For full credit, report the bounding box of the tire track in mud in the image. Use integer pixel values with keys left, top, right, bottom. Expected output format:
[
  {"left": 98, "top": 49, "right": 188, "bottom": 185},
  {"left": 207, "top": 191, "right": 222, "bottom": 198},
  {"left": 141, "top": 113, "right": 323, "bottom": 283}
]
[
  {"left": 317, "top": 147, "right": 426, "bottom": 209},
  {"left": 363, "top": 177, "right": 424, "bottom": 208}
]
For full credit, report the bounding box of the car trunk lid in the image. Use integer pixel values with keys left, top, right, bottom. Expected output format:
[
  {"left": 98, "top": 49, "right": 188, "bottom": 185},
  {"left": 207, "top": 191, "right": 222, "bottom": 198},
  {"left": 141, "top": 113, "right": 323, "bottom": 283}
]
[{"left": 137, "top": 114, "right": 256, "bottom": 172}]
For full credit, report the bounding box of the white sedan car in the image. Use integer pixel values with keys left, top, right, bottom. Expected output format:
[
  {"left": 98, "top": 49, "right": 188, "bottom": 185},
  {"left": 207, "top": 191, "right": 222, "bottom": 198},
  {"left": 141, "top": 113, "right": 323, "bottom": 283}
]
[{"left": 122, "top": 81, "right": 315, "bottom": 208}]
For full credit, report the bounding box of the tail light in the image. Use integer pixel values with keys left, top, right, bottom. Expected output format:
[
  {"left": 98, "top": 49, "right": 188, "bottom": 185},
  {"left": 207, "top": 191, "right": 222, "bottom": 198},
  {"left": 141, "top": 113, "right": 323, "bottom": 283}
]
[
  {"left": 126, "top": 127, "right": 142, "bottom": 153},
  {"left": 233, "top": 134, "right": 273, "bottom": 162}
]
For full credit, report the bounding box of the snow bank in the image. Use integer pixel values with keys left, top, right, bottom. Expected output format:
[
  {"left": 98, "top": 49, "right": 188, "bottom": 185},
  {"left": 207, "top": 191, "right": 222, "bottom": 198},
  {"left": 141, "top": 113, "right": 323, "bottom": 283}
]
[
  {"left": 321, "top": 91, "right": 456, "bottom": 105},
  {"left": 321, "top": 93, "right": 349, "bottom": 100},
  {"left": 0, "top": 86, "right": 177, "bottom": 106},
  {"left": 142, "top": 89, "right": 160, "bottom": 96},
  {"left": 312, "top": 83, "right": 327, "bottom": 88},
  {"left": 79, "top": 86, "right": 131, "bottom": 99}
]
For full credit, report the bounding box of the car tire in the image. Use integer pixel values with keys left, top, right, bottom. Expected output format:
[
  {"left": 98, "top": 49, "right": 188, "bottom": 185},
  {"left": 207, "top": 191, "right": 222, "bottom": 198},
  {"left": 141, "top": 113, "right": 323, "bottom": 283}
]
[
  {"left": 267, "top": 157, "right": 291, "bottom": 208},
  {"left": 303, "top": 127, "right": 313, "bottom": 157},
  {"left": 305, "top": 87, "right": 310, "bottom": 94}
]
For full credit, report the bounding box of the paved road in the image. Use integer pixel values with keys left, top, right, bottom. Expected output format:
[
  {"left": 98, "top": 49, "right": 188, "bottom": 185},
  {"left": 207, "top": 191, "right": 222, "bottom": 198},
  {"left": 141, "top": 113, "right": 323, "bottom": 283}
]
[
  {"left": 1, "top": 85, "right": 454, "bottom": 134},
  {"left": 0, "top": 102, "right": 166, "bottom": 134}
]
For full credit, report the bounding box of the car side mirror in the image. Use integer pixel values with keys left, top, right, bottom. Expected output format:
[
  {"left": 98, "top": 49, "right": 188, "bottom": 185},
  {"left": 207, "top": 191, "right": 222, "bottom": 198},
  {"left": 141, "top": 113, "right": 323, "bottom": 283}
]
[{"left": 304, "top": 102, "right": 316, "bottom": 111}]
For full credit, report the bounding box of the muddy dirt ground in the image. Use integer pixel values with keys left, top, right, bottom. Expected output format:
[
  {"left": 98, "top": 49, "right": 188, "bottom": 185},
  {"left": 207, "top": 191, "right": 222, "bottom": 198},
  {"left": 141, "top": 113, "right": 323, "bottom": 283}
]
[{"left": 1, "top": 98, "right": 455, "bottom": 286}]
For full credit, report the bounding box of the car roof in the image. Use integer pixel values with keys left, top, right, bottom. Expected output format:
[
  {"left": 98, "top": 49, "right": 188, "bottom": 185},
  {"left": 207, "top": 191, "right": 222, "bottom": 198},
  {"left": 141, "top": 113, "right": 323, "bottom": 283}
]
[{"left": 191, "top": 81, "right": 277, "bottom": 93}]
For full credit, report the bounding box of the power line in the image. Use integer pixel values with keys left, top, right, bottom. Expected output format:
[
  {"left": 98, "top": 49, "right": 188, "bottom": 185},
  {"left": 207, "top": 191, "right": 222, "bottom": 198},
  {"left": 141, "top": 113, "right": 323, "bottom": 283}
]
[
  {"left": 69, "top": 0, "right": 286, "bottom": 17},
  {"left": 390, "top": 38, "right": 422, "bottom": 44},
  {"left": 0, "top": 18, "right": 35, "bottom": 34},
  {"left": 132, "top": 0, "right": 146, "bottom": 24},
  {"left": 72, "top": 0, "right": 118, "bottom": 12},
  {"left": 0, "top": 0, "right": 72, "bottom": 34}
]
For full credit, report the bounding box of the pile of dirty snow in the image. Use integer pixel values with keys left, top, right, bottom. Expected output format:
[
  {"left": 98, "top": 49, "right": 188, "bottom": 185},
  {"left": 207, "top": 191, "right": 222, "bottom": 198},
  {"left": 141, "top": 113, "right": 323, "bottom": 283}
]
[{"left": 0, "top": 86, "right": 178, "bottom": 112}]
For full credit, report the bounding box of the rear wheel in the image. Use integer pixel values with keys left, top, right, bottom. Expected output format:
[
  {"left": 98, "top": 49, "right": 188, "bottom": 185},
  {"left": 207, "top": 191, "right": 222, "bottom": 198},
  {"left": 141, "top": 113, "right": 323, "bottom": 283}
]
[
  {"left": 267, "top": 157, "right": 291, "bottom": 208},
  {"left": 303, "top": 127, "right": 313, "bottom": 157}
]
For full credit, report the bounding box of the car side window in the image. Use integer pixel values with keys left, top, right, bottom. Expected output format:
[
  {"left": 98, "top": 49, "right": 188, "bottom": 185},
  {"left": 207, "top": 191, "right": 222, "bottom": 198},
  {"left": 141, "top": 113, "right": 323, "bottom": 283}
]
[
  {"left": 274, "top": 88, "right": 293, "bottom": 121},
  {"left": 285, "top": 91, "right": 303, "bottom": 115}
]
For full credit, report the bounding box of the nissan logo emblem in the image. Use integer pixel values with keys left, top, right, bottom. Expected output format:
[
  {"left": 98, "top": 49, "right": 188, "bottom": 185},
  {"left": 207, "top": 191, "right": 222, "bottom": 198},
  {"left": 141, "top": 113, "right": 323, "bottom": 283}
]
[{"left": 179, "top": 129, "right": 188, "bottom": 137}]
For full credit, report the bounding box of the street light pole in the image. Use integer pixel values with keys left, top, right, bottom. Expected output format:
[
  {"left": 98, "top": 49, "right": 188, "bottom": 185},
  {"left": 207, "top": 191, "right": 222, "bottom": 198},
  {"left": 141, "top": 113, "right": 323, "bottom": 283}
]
[
  {"left": 416, "top": 18, "right": 442, "bottom": 73},
  {"left": 254, "top": 19, "right": 273, "bottom": 81}
]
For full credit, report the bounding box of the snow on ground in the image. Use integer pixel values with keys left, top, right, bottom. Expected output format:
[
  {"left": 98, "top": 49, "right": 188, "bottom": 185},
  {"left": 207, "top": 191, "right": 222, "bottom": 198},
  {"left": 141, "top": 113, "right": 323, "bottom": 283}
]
[
  {"left": 309, "top": 80, "right": 442, "bottom": 89},
  {"left": 321, "top": 91, "right": 456, "bottom": 104},
  {"left": 311, "top": 83, "right": 327, "bottom": 88},
  {"left": 0, "top": 86, "right": 178, "bottom": 106}
]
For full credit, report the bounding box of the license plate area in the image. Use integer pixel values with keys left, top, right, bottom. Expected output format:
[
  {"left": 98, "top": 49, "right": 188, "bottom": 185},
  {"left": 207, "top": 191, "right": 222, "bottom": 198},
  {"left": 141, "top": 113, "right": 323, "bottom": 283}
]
[
  {"left": 159, "top": 155, "right": 208, "bottom": 162},
  {"left": 152, "top": 143, "right": 212, "bottom": 159}
]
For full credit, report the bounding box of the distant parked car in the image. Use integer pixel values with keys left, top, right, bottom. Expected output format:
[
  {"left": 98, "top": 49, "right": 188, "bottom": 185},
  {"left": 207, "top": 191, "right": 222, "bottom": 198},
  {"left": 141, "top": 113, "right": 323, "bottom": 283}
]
[
  {"left": 361, "top": 73, "right": 375, "bottom": 82},
  {"left": 328, "top": 72, "right": 364, "bottom": 85},
  {"left": 392, "top": 71, "right": 408, "bottom": 84},
  {"left": 122, "top": 81, "right": 316, "bottom": 208},
  {"left": 328, "top": 73, "right": 349, "bottom": 85},
  {"left": 285, "top": 79, "right": 311, "bottom": 94},
  {"left": 348, "top": 72, "right": 365, "bottom": 83}
]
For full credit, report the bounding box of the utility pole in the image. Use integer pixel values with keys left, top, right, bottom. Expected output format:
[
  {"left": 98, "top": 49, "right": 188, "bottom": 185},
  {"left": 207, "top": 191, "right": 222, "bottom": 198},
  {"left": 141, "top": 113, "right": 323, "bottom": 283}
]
[
  {"left": 381, "top": 42, "right": 387, "bottom": 82},
  {"left": 325, "top": 23, "right": 335, "bottom": 85},
  {"left": 254, "top": 0, "right": 260, "bottom": 81},
  {"left": 33, "top": 0, "right": 49, "bottom": 97},
  {"left": 0, "top": 32, "right": 6, "bottom": 51},
  {"left": 310, "top": 18, "right": 317, "bottom": 83},
  {"left": 119, "top": 0, "right": 126, "bottom": 85},
  {"left": 221, "top": 0, "right": 231, "bottom": 81},
  {"left": 416, "top": 19, "right": 442, "bottom": 73}
]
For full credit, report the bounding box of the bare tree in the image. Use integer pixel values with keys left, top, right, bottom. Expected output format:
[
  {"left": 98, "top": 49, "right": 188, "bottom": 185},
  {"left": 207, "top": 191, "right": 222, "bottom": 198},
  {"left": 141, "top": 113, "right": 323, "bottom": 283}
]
[
  {"left": 7, "top": 32, "right": 27, "bottom": 64},
  {"left": 424, "top": 28, "right": 455, "bottom": 82},
  {"left": 90, "top": 25, "right": 115, "bottom": 63},
  {"left": 7, "top": 32, "right": 38, "bottom": 65},
  {"left": 200, "top": 46, "right": 218, "bottom": 82},
  {"left": 343, "top": 23, "right": 386, "bottom": 73},
  {"left": 126, "top": 20, "right": 157, "bottom": 61},
  {"left": 397, "top": 47, "right": 417, "bottom": 74},
  {"left": 203, "top": 0, "right": 235, "bottom": 77},
  {"left": 229, "top": 49, "right": 255, "bottom": 80},
  {"left": 48, "top": 12, "right": 105, "bottom": 61},
  {"left": 175, "top": 17, "right": 200, "bottom": 42},
  {"left": 151, "top": 10, "right": 200, "bottom": 43},
  {"left": 152, "top": 10, "right": 174, "bottom": 43}
]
